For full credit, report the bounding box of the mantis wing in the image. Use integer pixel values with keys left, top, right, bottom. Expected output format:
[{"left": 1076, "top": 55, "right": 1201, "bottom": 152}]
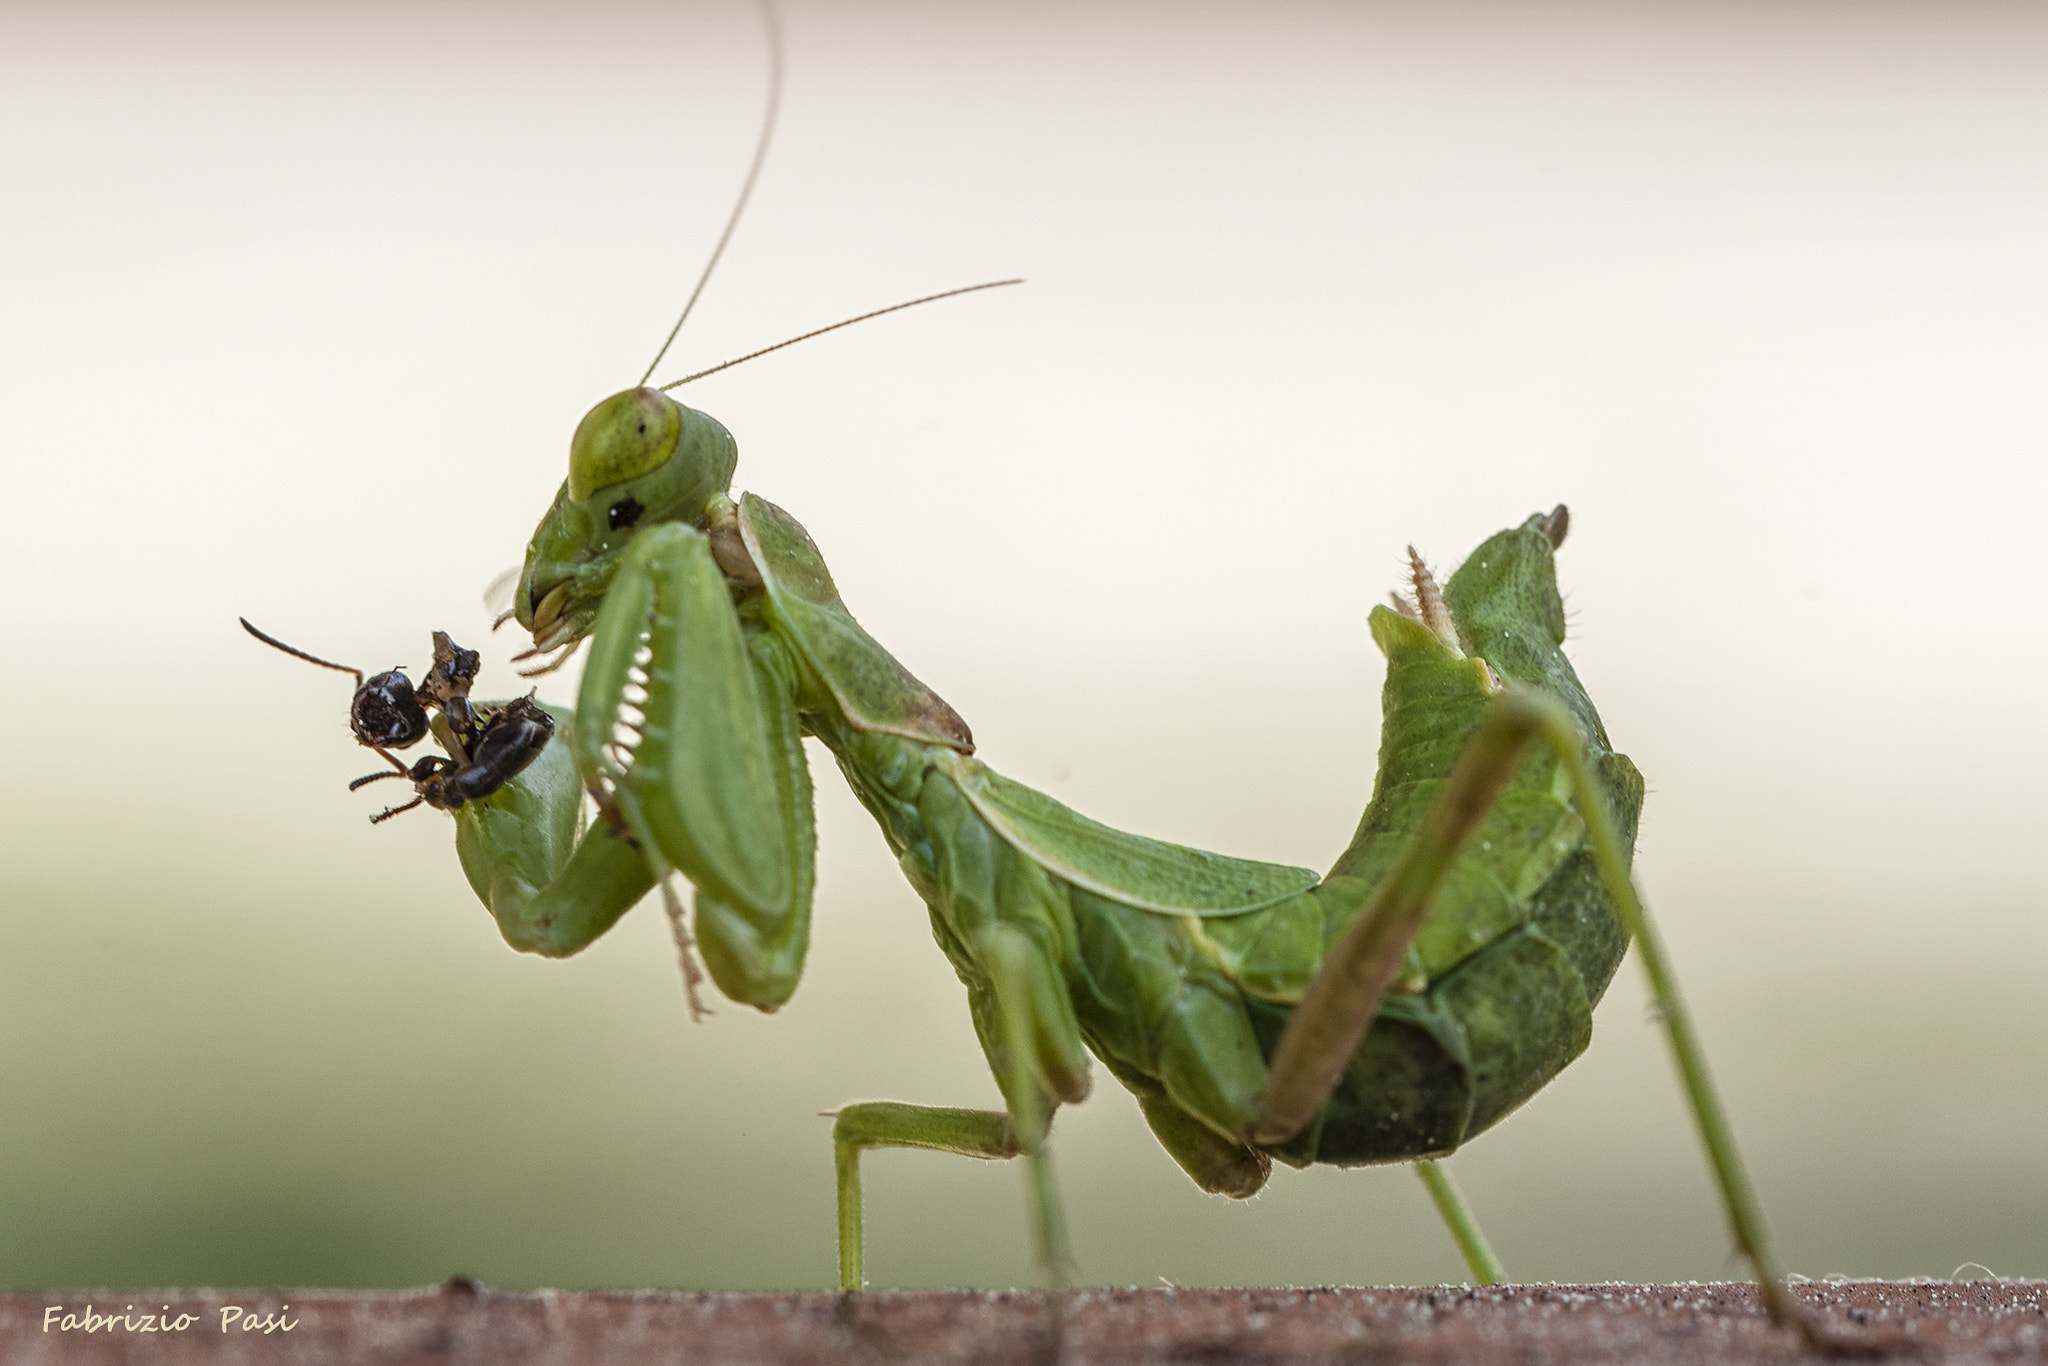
[{"left": 932, "top": 751, "right": 1320, "bottom": 918}]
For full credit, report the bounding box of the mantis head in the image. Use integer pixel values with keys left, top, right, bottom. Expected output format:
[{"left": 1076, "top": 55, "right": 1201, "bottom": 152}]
[{"left": 514, "top": 387, "right": 738, "bottom": 665}]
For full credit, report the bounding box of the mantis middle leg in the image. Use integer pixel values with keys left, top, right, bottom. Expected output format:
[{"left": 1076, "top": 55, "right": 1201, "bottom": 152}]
[{"left": 832, "top": 930, "right": 1071, "bottom": 1352}]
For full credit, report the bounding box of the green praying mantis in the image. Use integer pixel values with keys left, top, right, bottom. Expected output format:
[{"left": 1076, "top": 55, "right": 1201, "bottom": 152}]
[
  {"left": 467, "top": 396, "right": 1841, "bottom": 1343},
  {"left": 245, "top": 10, "right": 1877, "bottom": 1356}
]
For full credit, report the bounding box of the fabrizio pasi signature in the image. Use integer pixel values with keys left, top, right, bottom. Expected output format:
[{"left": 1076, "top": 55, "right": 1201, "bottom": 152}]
[{"left": 41, "top": 1302, "right": 296, "bottom": 1334}]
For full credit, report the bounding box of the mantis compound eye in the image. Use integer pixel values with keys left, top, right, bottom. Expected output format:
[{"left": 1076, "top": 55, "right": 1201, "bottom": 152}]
[
  {"left": 607, "top": 496, "right": 645, "bottom": 530},
  {"left": 568, "top": 387, "right": 681, "bottom": 502},
  {"left": 351, "top": 670, "right": 430, "bottom": 750}
]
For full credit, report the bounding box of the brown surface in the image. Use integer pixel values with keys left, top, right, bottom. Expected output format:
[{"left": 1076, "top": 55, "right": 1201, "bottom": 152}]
[{"left": 6, "top": 1280, "right": 2047, "bottom": 1365}]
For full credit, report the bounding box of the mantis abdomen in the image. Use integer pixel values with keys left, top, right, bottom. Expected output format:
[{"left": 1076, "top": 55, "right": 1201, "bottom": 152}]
[{"left": 796, "top": 511, "right": 1644, "bottom": 1196}]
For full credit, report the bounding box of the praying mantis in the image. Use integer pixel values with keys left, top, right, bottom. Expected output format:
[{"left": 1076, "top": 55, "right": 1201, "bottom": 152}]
[
  {"left": 246, "top": 7, "right": 1877, "bottom": 1356},
  {"left": 469, "top": 399, "right": 1847, "bottom": 1347}
]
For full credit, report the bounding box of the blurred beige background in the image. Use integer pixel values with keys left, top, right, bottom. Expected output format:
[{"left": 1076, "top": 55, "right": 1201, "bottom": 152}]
[{"left": 5, "top": 0, "right": 2047, "bottom": 1293}]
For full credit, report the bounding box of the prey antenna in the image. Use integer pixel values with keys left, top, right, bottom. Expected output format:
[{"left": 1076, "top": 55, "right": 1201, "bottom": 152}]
[
  {"left": 656, "top": 278, "right": 1023, "bottom": 391},
  {"left": 638, "top": 0, "right": 785, "bottom": 386},
  {"left": 241, "top": 616, "right": 364, "bottom": 688}
]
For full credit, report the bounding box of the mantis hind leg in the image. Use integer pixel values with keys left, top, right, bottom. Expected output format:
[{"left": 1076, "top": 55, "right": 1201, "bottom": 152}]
[
  {"left": 1413, "top": 1158, "right": 1505, "bottom": 1284},
  {"left": 1252, "top": 688, "right": 1837, "bottom": 1348}
]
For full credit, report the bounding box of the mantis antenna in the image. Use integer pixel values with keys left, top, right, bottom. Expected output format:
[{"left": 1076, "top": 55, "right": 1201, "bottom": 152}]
[
  {"left": 637, "top": 0, "right": 786, "bottom": 387},
  {"left": 655, "top": 278, "right": 1024, "bottom": 391},
  {"left": 630, "top": 1, "right": 1019, "bottom": 395}
]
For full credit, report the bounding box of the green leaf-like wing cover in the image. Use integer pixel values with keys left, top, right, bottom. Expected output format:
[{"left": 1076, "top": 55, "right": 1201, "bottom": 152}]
[
  {"left": 935, "top": 750, "right": 1320, "bottom": 918},
  {"left": 738, "top": 494, "right": 975, "bottom": 753}
]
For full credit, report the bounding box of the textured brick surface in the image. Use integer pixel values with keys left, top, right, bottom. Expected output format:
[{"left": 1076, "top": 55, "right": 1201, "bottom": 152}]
[{"left": 7, "top": 1280, "right": 2045, "bottom": 1364}]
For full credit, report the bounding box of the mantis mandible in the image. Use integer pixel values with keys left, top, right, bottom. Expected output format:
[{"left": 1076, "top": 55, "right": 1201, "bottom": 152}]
[{"left": 256, "top": 7, "right": 1872, "bottom": 1356}]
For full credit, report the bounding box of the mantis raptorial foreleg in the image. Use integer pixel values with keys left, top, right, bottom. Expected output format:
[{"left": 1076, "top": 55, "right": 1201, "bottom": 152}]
[
  {"left": 458, "top": 518, "right": 817, "bottom": 1009},
  {"left": 571, "top": 519, "right": 817, "bottom": 1011},
  {"left": 450, "top": 705, "right": 657, "bottom": 956}
]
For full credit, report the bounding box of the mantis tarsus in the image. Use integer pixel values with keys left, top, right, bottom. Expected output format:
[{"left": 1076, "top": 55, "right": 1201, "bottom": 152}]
[{"left": 249, "top": 10, "right": 1882, "bottom": 1358}]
